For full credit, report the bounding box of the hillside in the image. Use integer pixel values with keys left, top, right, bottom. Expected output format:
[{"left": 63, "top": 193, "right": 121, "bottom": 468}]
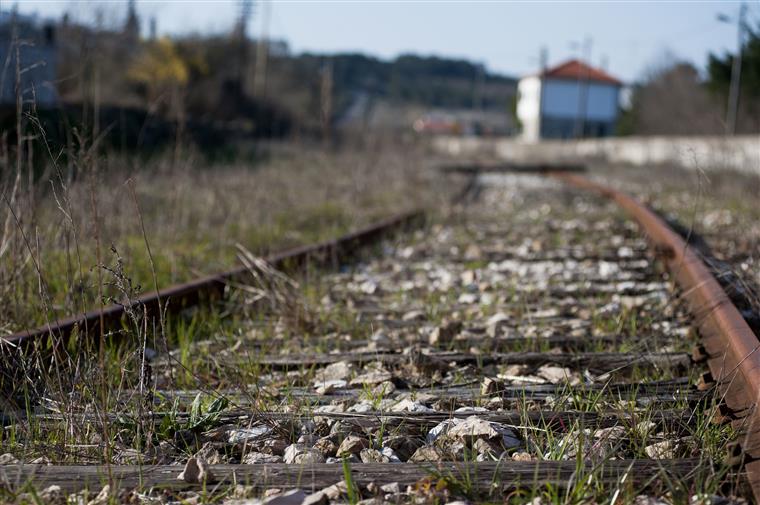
[{"left": 258, "top": 51, "right": 517, "bottom": 132}]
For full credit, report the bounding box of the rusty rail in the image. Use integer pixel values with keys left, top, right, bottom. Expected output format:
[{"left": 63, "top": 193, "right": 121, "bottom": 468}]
[
  {"left": 3, "top": 210, "right": 424, "bottom": 350},
  {"left": 548, "top": 171, "right": 760, "bottom": 499}
]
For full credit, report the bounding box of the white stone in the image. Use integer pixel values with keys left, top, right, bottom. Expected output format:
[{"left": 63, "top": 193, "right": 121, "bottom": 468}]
[
  {"left": 263, "top": 489, "right": 307, "bottom": 505},
  {"left": 228, "top": 425, "right": 272, "bottom": 444},
  {"left": 283, "top": 444, "right": 325, "bottom": 465},
  {"left": 390, "top": 399, "right": 434, "bottom": 413}
]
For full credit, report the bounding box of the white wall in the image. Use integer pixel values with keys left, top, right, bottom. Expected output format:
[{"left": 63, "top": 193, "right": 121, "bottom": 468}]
[
  {"left": 433, "top": 135, "right": 760, "bottom": 176},
  {"left": 542, "top": 79, "right": 619, "bottom": 121},
  {"left": 516, "top": 76, "right": 542, "bottom": 142}
]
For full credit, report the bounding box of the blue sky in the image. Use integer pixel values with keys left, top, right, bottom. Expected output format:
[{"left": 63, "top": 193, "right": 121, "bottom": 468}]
[{"left": 16, "top": 1, "right": 755, "bottom": 83}]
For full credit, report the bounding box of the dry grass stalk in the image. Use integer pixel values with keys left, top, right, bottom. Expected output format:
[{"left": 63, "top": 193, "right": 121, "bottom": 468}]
[{"left": 236, "top": 244, "right": 315, "bottom": 334}]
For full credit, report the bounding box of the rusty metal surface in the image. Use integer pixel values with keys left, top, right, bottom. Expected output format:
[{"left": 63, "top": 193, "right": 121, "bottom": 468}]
[
  {"left": 549, "top": 171, "right": 760, "bottom": 498},
  {"left": 3, "top": 210, "right": 424, "bottom": 349}
]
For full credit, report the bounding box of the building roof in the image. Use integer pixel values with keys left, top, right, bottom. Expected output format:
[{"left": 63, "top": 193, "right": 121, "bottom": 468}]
[{"left": 537, "top": 59, "right": 623, "bottom": 86}]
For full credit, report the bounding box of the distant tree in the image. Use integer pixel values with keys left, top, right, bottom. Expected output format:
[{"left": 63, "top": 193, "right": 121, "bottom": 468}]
[
  {"left": 128, "top": 37, "right": 192, "bottom": 108},
  {"left": 620, "top": 56, "right": 722, "bottom": 135},
  {"left": 707, "top": 22, "right": 760, "bottom": 132}
]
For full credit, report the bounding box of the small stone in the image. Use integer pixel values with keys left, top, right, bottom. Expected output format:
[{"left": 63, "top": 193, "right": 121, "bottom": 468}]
[
  {"left": 360, "top": 448, "right": 390, "bottom": 463},
  {"left": 528, "top": 497, "right": 550, "bottom": 505},
  {"left": 383, "top": 436, "right": 422, "bottom": 460},
  {"left": 460, "top": 270, "right": 476, "bottom": 285},
  {"left": 511, "top": 451, "right": 534, "bottom": 461},
  {"left": 322, "top": 480, "right": 349, "bottom": 500},
  {"left": 351, "top": 370, "right": 393, "bottom": 386},
  {"left": 457, "top": 293, "right": 478, "bottom": 304},
  {"left": 689, "top": 494, "right": 742, "bottom": 505},
  {"left": 380, "top": 482, "right": 400, "bottom": 494},
  {"left": 337, "top": 435, "right": 368, "bottom": 456},
  {"left": 228, "top": 426, "right": 273, "bottom": 444},
  {"left": 360, "top": 280, "right": 378, "bottom": 294},
  {"left": 426, "top": 419, "right": 458, "bottom": 444},
  {"left": 536, "top": 364, "right": 581, "bottom": 385},
  {"left": 39, "top": 485, "right": 65, "bottom": 505},
  {"left": 316, "top": 360, "right": 354, "bottom": 382},
  {"left": 473, "top": 438, "right": 500, "bottom": 458},
  {"left": 372, "top": 381, "right": 396, "bottom": 396},
  {"left": 315, "top": 404, "right": 345, "bottom": 414},
  {"left": 454, "top": 406, "right": 487, "bottom": 414},
  {"left": 242, "top": 452, "right": 283, "bottom": 464},
  {"left": 303, "top": 491, "right": 329, "bottom": 505},
  {"left": 435, "top": 417, "right": 520, "bottom": 450},
  {"left": 447, "top": 417, "right": 500, "bottom": 440},
  {"left": 486, "top": 313, "right": 509, "bottom": 337},
  {"left": 390, "top": 399, "right": 434, "bottom": 413},
  {"left": 283, "top": 444, "right": 325, "bottom": 465},
  {"left": 379, "top": 447, "right": 401, "bottom": 462},
  {"left": 634, "top": 496, "right": 670, "bottom": 505},
  {"left": 429, "top": 320, "right": 463, "bottom": 345},
  {"left": 262, "top": 438, "right": 289, "bottom": 456},
  {"left": 0, "top": 453, "right": 19, "bottom": 464},
  {"left": 480, "top": 377, "right": 503, "bottom": 396},
  {"left": 313, "top": 437, "right": 338, "bottom": 457},
  {"left": 86, "top": 485, "right": 111, "bottom": 505},
  {"left": 263, "top": 489, "right": 307, "bottom": 505},
  {"left": 645, "top": 440, "right": 675, "bottom": 459},
  {"left": 195, "top": 442, "right": 224, "bottom": 465},
  {"left": 177, "top": 457, "right": 213, "bottom": 484},
  {"left": 409, "top": 445, "right": 445, "bottom": 462},
  {"left": 402, "top": 310, "right": 426, "bottom": 322},
  {"left": 315, "top": 379, "right": 348, "bottom": 395},
  {"left": 347, "top": 401, "right": 375, "bottom": 413},
  {"left": 464, "top": 244, "right": 481, "bottom": 260},
  {"left": 498, "top": 364, "right": 529, "bottom": 378}
]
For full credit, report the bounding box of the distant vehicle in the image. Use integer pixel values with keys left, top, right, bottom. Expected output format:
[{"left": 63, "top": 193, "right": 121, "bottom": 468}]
[{"left": 413, "top": 115, "right": 462, "bottom": 135}]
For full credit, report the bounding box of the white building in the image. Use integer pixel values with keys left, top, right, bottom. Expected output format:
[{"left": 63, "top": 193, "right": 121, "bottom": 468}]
[{"left": 516, "top": 59, "right": 622, "bottom": 142}]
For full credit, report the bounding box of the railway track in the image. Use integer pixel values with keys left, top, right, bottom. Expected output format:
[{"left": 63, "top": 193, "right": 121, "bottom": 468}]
[{"left": 0, "top": 168, "right": 757, "bottom": 504}]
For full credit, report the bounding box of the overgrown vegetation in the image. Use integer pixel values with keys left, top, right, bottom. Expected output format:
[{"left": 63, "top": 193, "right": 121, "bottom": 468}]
[
  {"left": 0, "top": 137, "right": 442, "bottom": 333},
  {"left": 619, "top": 21, "right": 760, "bottom": 135}
]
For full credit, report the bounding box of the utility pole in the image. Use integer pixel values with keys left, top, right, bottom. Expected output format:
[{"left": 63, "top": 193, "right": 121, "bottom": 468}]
[
  {"left": 236, "top": 0, "right": 254, "bottom": 94},
  {"left": 573, "top": 36, "right": 592, "bottom": 139},
  {"left": 725, "top": 2, "right": 746, "bottom": 135},
  {"left": 600, "top": 54, "right": 609, "bottom": 71},
  {"left": 539, "top": 46, "right": 548, "bottom": 72},
  {"left": 253, "top": 0, "right": 270, "bottom": 98},
  {"left": 320, "top": 60, "right": 333, "bottom": 148},
  {"left": 537, "top": 46, "right": 547, "bottom": 138}
]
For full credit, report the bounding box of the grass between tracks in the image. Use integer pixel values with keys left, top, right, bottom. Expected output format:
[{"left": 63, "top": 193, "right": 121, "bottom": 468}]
[{"left": 0, "top": 139, "right": 444, "bottom": 333}]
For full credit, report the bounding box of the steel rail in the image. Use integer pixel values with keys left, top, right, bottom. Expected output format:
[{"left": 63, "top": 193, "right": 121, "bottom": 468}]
[
  {"left": 548, "top": 171, "right": 760, "bottom": 499},
  {"left": 2, "top": 210, "right": 424, "bottom": 350}
]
